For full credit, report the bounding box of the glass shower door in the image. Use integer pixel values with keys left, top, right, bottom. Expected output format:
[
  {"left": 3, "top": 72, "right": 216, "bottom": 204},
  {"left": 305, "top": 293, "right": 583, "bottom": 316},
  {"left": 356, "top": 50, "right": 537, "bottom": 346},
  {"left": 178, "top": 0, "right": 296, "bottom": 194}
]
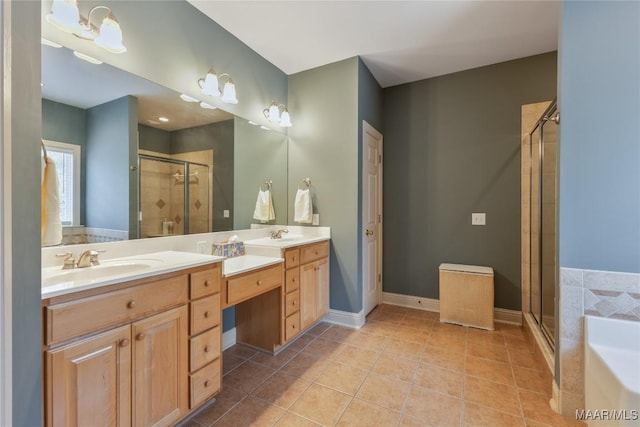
[
  {"left": 139, "top": 157, "right": 185, "bottom": 238},
  {"left": 530, "top": 125, "right": 542, "bottom": 326},
  {"left": 187, "top": 163, "right": 210, "bottom": 234}
]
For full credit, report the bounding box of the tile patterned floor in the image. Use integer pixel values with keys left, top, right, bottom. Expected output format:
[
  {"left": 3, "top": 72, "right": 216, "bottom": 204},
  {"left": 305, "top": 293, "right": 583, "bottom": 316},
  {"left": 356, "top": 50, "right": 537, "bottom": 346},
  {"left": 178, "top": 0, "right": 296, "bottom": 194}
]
[{"left": 183, "top": 304, "right": 585, "bottom": 427}]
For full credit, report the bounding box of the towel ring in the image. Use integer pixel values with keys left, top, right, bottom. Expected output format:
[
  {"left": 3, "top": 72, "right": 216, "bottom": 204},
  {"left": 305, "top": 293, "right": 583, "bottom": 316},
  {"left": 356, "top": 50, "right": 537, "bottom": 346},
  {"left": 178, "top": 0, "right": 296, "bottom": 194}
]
[
  {"left": 41, "top": 140, "right": 48, "bottom": 159},
  {"left": 298, "top": 178, "right": 311, "bottom": 190},
  {"left": 260, "top": 180, "right": 273, "bottom": 191}
]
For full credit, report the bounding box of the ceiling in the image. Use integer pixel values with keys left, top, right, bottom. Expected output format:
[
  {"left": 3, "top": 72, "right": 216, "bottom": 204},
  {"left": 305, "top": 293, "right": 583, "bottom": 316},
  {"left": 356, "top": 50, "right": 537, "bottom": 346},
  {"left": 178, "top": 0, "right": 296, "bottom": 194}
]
[
  {"left": 188, "top": 0, "right": 560, "bottom": 88},
  {"left": 41, "top": 44, "right": 233, "bottom": 131}
]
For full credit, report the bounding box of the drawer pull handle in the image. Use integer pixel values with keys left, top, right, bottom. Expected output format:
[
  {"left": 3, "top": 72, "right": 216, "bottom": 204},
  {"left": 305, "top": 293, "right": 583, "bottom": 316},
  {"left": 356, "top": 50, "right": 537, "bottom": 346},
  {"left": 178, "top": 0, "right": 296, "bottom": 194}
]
[
  {"left": 257, "top": 280, "right": 262, "bottom": 286},
  {"left": 127, "top": 300, "right": 136, "bottom": 309},
  {"left": 119, "top": 339, "right": 130, "bottom": 348},
  {"left": 204, "top": 380, "right": 209, "bottom": 388},
  {"left": 136, "top": 333, "right": 145, "bottom": 341},
  {"left": 204, "top": 280, "right": 211, "bottom": 287},
  {"left": 204, "top": 311, "right": 210, "bottom": 318},
  {"left": 315, "top": 251, "right": 318, "bottom": 255},
  {"left": 204, "top": 346, "right": 209, "bottom": 353}
]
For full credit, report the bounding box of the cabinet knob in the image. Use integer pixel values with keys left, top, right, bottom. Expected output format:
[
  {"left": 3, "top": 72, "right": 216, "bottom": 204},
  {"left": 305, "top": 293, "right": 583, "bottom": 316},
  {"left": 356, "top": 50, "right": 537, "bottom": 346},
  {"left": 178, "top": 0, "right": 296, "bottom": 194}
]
[
  {"left": 204, "top": 346, "right": 210, "bottom": 353},
  {"left": 315, "top": 251, "right": 318, "bottom": 255},
  {"left": 204, "top": 280, "right": 210, "bottom": 287},
  {"left": 292, "top": 278, "right": 296, "bottom": 283},
  {"left": 119, "top": 339, "right": 130, "bottom": 347},
  {"left": 127, "top": 300, "right": 136, "bottom": 309},
  {"left": 257, "top": 280, "right": 262, "bottom": 286},
  {"left": 292, "top": 257, "right": 296, "bottom": 261},
  {"left": 204, "top": 311, "right": 210, "bottom": 318},
  {"left": 204, "top": 380, "right": 209, "bottom": 388},
  {"left": 292, "top": 301, "right": 296, "bottom": 306},
  {"left": 136, "top": 333, "right": 145, "bottom": 341}
]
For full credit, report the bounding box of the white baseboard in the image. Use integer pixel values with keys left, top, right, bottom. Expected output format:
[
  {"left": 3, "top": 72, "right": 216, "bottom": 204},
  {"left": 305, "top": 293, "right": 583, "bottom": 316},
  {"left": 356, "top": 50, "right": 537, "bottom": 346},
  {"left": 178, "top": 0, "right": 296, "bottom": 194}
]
[
  {"left": 381, "top": 291, "right": 522, "bottom": 325},
  {"left": 323, "top": 309, "right": 366, "bottom": 329},
  {"left": 222, "top": 328, "right": 236, "bottom": 350}
]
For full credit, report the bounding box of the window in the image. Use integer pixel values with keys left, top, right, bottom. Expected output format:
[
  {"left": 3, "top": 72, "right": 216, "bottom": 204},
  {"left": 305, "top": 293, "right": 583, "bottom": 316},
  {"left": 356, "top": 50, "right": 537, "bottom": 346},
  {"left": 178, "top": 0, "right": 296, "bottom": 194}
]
[{"left": 43, "top": 140, "right": 81, "bottom": 226}]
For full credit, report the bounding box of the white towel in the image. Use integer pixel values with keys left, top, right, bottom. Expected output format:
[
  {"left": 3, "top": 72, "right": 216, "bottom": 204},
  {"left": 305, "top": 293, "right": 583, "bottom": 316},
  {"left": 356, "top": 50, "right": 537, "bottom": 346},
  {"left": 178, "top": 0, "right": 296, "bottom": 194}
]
[
  {"left": 253, "top": 189, "right": 275, "bottom": 222},
  {"left": 294, "top": 188, "right": 313, "bottom": 223},
  {"left": 41, "top": 156, "right": 62, "bottom": 246}
]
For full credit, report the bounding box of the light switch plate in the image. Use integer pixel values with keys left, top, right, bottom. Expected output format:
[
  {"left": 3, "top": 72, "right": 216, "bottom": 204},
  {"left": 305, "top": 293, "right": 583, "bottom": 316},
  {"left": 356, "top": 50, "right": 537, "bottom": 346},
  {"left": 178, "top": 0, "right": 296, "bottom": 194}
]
[
  {"left": 223, "top": 210, "right": 230, "bottom": 218},
  {"left": 472, "top": 213, "right": 486, "bottom": 226}
]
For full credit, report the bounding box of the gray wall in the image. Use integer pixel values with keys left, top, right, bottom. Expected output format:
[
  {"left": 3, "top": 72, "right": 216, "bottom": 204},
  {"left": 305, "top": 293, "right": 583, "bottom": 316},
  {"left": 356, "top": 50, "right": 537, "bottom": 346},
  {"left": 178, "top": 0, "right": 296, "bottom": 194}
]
[
  {"left": 138, "top": 124, "right": 171, "bottom": 154},
  {"left": 357, "top": 59, "right": 384, "bottom": 308},
  {"left": 5, "top": 1, "right": 42, "bottom": 425},
  {"left": 558, "top": 1, "right": 640, "bottom": 273},
  {"left": 86, "top": 96, "right": 138, "bottom": 236},
  {"left": 234, "top": 118, "right": 288, "bottom": 229},
  {"left": 42, "top": 98, "right": 88, "bottom": 225},
  {"left": 288, "top": 57, "right": 360, "bottom": 313},
  {"left": 41, "top": 0, "right": 288, "bottom": 127},
  {"left": 172, "top": 120, "right": 235, "bottom": 231},
  {"left": 383, "top": 52, "right": 557, "bottom": 310}
]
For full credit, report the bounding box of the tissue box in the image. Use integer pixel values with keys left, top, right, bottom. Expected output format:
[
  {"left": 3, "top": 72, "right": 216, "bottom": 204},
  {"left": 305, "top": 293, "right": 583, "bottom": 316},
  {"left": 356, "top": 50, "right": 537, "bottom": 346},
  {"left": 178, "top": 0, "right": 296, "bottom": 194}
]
[{"left": 211, "top": 241, "right": 245, "bottom": 258}]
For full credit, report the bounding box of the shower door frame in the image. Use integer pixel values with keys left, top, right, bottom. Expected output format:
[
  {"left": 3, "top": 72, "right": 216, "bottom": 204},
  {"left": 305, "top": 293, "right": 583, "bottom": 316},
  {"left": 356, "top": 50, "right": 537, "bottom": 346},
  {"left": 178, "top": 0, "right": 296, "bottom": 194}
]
[
  {"left": 529, "top": 101, "right": 559, "bottom": 350},
  {"left": 138, "top": 154, "right": 210, "bottom": 238}
]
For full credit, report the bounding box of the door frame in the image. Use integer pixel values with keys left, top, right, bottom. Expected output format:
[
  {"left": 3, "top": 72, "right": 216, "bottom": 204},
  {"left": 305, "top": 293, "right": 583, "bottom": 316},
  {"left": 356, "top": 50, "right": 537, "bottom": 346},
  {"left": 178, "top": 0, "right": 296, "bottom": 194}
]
[{"left": 361, "top": 120, "right": 383, "bottom": 315}]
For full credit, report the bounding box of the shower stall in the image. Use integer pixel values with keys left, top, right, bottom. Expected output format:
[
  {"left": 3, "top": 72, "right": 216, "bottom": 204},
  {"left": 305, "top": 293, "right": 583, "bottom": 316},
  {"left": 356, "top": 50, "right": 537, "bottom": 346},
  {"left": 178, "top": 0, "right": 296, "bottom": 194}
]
[
  {"left": 528, "top": 101, "right": 559, "bottom": 348},
  {"left": 138, "top": 155, "right": 211, "bottom": 238}
]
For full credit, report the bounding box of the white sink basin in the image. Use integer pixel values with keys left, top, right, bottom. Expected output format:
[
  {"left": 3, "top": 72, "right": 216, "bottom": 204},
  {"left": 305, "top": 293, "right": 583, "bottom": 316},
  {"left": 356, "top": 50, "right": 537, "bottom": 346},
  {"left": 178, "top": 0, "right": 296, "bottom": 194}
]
[
  {"left": 42, "top": 259, "right": 164, "bottom": 287},
  {"left": 244, "top": 234, "right": 313, "bottom": 248},
  {"left": 41, "top": 251, "right": 224, "bottom": 299}
]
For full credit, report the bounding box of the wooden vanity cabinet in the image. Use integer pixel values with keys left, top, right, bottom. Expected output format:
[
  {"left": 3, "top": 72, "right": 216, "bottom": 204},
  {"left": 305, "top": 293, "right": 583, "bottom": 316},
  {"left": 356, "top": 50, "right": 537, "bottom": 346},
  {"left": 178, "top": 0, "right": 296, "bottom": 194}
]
[
  {"left": 43, "top": 262, "right": 223, "bottom": 427},
  {"left": 285, "top": 241, "right": 330, "bottom": 336}
]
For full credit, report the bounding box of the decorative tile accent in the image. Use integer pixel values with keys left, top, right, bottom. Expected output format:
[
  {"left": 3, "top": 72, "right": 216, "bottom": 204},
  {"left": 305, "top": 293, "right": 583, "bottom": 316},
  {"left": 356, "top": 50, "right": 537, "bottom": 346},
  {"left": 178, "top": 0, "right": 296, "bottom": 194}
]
[
  {"left": 629, "top": 292, "right": 640, "bottom": 300},
  {"left": 592, "top": 289, "right": 622, "bottom": 297},
  {"left": 156, "top": 199, "right": 166, "bottom": 209},
  {"left": 194, "top": 199, "right": 202, "bottom": 210},
  {"left": 593, "top": 299, "right": 618, "bottom": 318},
  {"left": 174, "top": 215, "right": 181, "bottom": 224},
  {"left": 583, "top": 290, "right": 600, "bottom": 309}
]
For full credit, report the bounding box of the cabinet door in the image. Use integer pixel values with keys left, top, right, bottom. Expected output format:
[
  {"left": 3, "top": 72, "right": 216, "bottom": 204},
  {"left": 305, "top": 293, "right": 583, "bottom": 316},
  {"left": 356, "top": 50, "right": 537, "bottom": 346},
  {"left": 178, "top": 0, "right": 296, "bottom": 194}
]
[
  {"left": 46, "top": 325, "right": 131, "bottom": 427},
  {"left": 300, "top": 262, "right": 317, "bottom": 330},
  {"left": 132, "top": 306, "right": 188, "bottom": 427},
  {"left": 316, "top": 258, "right": 329, "bottom": 319}
]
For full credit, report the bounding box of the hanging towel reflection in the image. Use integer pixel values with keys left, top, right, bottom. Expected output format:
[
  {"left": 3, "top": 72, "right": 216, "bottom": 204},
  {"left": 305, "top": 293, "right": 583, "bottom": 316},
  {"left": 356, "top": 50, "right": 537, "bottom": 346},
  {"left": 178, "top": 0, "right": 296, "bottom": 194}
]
[
  {"left": 294, "top": 188, "right": 313, "bottom": 224},
  {"left": 41, "top": 152, "right": 62, "bottom": 246},
  {"left": 253, "top": 189, "right": 275, "bottom": 222}
]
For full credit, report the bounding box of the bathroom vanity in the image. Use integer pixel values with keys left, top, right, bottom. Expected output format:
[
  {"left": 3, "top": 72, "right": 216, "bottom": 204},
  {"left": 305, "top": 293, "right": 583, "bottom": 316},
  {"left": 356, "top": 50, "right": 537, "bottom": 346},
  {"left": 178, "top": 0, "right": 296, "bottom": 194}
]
[{"left": 40, "top": 230, "right": 330, "bottom": 427}]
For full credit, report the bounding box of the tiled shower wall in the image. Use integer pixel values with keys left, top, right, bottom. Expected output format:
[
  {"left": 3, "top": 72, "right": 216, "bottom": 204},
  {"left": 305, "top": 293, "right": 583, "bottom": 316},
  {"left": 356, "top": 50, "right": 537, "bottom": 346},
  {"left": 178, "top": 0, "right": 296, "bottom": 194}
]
[{"left": 558, "top": 267, "right": 640, "bottom": 415}]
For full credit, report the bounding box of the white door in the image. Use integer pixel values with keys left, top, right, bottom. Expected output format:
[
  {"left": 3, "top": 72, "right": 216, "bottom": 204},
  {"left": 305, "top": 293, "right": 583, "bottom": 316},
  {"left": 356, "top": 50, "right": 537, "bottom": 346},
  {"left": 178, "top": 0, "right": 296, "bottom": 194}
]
[{"left": 362, "top": 121, "right": 383, "bottom": 316}]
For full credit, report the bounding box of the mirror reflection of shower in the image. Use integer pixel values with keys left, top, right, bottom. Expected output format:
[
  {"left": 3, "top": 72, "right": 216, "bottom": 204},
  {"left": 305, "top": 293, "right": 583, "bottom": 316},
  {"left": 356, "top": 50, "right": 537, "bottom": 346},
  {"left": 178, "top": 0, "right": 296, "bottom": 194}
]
[
  {"left": 529, "top": 101, "right": 559, "bottom": 349},
  {"left": 139, "top": 155, "right": 211, "bottom": 238}
]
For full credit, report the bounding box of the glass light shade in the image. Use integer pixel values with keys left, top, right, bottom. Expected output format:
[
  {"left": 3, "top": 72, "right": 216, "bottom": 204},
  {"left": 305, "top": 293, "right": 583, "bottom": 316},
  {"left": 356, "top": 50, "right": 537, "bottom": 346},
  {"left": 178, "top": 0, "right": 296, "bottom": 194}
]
[
  {"left": 267, "top": 102, "right": 280, "bottom": 122},
  {"left": 201, "top": 70, "right": 221, "bottom": 96},
  {"left": 72, "top": 51, "right": 103, "bottom": 64},
  {"left": 180, "top": 94, "right": 199, "bottom": 103},
  {"left": 46, "top": 0, "right": 83, "bottom": 34},
  {"left": 94, "top": 16, "right": 127, "bottom": 54},
  {"left": 75, "top": 20, "right": 97, "bottom": 40},
  {"left": 221, "top": 80, "right": 238, "bottom": 104},
  {"left": 279, "top": 110, "right": 292, "bottom": 127}
]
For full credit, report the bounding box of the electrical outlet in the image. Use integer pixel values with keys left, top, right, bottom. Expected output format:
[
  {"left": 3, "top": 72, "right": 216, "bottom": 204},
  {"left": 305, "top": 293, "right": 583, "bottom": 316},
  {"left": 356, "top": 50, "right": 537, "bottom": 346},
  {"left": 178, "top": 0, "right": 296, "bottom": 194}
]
[
  {"left": 223, "top": 210, "right": 230, "bottom": 218},
  {"left": 196, "top": 241, "right": 209, "bottom": 254},
  {"left": 472, "top": 213, "right": 486, "bottom": 226}
]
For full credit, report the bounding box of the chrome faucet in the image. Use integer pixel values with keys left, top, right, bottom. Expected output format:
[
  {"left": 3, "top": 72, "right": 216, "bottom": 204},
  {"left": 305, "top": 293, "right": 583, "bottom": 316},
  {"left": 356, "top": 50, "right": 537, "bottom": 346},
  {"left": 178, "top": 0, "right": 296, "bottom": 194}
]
[
  {"left": 269, "top": 229, "right": 289, "bottom": 239},
  {"left": 76, "top": 250, "right": 101, "bottom": 268},
  {"left": 57, "top": 252, "right": 77, "bottom": 270}
]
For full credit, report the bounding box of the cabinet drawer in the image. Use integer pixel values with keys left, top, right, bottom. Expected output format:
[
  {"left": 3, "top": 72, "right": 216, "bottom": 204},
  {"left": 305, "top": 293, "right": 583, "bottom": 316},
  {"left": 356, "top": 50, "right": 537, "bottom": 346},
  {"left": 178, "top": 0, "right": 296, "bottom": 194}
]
[
  {"left": 45, "top": 276, "right": 188, "bottom": 345},
  {"left": 226, "top": 264, "right": 282, "bottom": 306},
  {"left": 190, "top": 266, "right": 221, "bottom": 300},
  {"left": 190, "top": 326, "right": 221, "bottom": 372},
  {"left": 285, "top": 248, "right": 300, "bottom": 269},
  {"left": 300, "top": 241, "right": 329, "bottom": 264},
  {"left": 189, "top": 358, "right": 221, "bottom": 409},
  {"left": 285, "top": 268, "right": 300, "bottom": 293},
  {"left": 285, "top": 290, "right": 300, "bottom": 317},
  {"left": 190, "top": 294, "right": 220, "bottom": 336},
  {"left": 285, "top": 312, "right": 300, "bottom": 342}
]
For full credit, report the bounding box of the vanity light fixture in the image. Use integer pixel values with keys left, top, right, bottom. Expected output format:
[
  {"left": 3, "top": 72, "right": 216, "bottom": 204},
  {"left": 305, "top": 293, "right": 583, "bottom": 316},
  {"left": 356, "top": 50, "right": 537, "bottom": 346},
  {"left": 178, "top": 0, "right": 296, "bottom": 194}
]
[
  {"left": 46, "top": 0, "right": 127, "bottom": 54},
  {"left": 248, "top": 121, "right": 260, "bottom": 126},
  {"left": 199, "top": 102, "right": 217, "bottom": 110},
  {"left": 198, "top": 67, "right": 238, "bottom": 104},
  {"left": 41, "top": 38, "right": 63, "bottom": 48},
  {"left": 158, "top": 117, "right": 169, "bottom": 122},
  {"left": 263, "top": 101, "right": 293, "bottom": 128}
]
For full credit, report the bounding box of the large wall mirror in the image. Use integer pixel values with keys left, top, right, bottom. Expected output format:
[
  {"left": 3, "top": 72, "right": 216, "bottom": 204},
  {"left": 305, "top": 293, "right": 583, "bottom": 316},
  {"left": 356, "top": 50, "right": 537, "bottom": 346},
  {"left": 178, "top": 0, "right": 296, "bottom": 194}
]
[{"left": 42, "top": 43, "right": 288, "bottom": 245}]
